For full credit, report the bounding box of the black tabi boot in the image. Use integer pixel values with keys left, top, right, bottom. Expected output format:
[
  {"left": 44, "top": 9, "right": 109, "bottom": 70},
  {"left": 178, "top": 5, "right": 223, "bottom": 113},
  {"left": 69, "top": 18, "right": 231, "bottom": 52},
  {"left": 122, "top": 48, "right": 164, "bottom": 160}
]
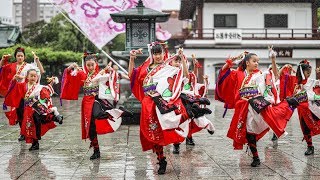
[
  {"left": 207, "top": 129, "right": 214, "bottom": 135},
  {"left": 186, "top": 137, "right": 195, "bottom": 146},
  {"left": 157, "top": 158, "right": 167, "bottom": 175},
  {"left": 119, "top": 106, "right": 133, "bottom": 118},
  {"left": 172, "top": 144, "right": 180, "bottom": 154},
  {"left": 29, "top": 141, "right": 39, "bottom": 151},
  {"left": 201, "top": 107, "right": 212, "bottom": 115},
  {"left": 54, "top": 115, "right": 63, "bottom": 124},
  {"left": 199, "top": 98, "right": 211, "bottom": 105},
  {"left": 18, "top": 135, "right": 25, "bottom": 141},
  {"left": 305, "top": 146, "right": 314, "bottom": 156},
  {"left": 271, "top": 133, "right": 278, "bottom": 141},
  {"left": 251, "top": 156, "right": 261, "bottom": 167},
  {"left": 90, "top": 149, "right": 101, "bottom": 160}
]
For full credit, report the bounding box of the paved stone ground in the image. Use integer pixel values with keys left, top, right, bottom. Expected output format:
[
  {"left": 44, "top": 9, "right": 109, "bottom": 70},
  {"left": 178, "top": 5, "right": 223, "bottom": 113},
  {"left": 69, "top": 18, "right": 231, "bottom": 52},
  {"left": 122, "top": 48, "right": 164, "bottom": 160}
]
[{"left": 0, "top": 97, "right": 320, "bottom": 180}]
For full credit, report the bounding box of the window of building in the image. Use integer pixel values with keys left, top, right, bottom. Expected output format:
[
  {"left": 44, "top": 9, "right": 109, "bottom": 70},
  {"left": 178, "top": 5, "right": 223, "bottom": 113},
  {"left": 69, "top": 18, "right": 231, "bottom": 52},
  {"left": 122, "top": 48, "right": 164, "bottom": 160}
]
[
  {"left": 214, "top": 14, "right": 237, "bottom": 28},
  {"left": 264, "top": 14, "right": 288, "bottom": 28}
]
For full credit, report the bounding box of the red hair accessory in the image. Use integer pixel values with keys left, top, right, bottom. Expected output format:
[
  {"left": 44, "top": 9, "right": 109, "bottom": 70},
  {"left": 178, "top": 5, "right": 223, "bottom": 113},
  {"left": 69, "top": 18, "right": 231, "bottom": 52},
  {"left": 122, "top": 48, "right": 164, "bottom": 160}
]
[{"left": 301, "top": 59, "right": 310, "bottom": 65}]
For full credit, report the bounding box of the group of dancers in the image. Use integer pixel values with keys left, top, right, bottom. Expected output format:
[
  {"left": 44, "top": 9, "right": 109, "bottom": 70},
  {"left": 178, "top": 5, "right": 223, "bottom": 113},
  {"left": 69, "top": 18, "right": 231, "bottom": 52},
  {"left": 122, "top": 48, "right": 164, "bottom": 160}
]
[
  {"left": 215, "top": 48, "right": 320, "bottom": 167},
  {"left": 0, "top": 43, "right": 319, "bottom": 175}
]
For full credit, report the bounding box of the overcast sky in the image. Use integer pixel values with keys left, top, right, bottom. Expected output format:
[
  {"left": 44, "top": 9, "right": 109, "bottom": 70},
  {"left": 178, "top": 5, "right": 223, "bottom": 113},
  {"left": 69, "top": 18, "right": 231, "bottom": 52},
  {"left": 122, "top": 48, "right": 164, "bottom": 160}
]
[{"left": 0, "top": 0, "right": 180, "bottom": 19}]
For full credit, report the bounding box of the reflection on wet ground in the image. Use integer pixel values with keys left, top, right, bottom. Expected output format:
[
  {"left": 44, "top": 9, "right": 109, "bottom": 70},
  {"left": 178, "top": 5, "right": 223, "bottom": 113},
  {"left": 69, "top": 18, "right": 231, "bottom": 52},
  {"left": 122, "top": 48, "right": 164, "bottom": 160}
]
[{"left": 0, "top": 98, "right": 319, "bottom": 179}]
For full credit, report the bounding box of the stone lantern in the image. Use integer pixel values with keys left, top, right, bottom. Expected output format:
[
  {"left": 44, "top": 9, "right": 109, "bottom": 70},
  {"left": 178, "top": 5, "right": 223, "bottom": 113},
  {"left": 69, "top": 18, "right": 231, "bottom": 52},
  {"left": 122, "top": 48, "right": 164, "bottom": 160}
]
[
  {"left": 110, "top": 0, "right": 170, "bottom": 124},
  {"left": 110, "top": 0, "right": 170, "bottom": 56}
]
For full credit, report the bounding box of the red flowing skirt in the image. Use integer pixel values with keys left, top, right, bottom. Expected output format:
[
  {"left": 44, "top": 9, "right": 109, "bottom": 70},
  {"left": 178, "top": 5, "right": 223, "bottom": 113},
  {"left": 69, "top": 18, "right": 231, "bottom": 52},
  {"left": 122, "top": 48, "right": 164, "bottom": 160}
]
[
  {"left": 139, "top": 96, "right": 185, "bottom": 151},
  {"left": 21, "top": 107, "right": 56, "bottom": 144},
  {"left": 297, "top": 102, "right": 320, "bottom": 136},
  {"left": 227, "top": 100, "right": 293, "bottom": 150}
]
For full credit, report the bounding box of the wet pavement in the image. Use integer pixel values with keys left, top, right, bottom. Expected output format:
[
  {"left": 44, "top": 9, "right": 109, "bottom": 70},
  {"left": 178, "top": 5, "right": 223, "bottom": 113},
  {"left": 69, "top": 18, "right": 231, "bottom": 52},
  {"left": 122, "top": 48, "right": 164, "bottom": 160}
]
[{"left": 0, "top": 97, "right": 320, "bottom": 180}]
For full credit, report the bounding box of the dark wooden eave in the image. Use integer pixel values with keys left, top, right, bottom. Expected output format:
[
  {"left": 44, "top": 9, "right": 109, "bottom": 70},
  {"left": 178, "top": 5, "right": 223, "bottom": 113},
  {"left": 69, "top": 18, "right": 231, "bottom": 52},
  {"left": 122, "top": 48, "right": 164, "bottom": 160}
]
[{"left": 179, "top": 0, "right": 197, "bottom": 20}]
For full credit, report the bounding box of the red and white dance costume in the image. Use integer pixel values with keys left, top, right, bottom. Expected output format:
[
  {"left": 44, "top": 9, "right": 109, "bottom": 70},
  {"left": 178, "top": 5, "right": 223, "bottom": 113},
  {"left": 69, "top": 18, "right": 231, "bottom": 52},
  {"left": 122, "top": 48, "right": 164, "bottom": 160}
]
[
  {"left": 60, "top": 58, "right": 124, "bottom": 159},
  {"left": 180, "top": 71, "right": 214, "bottom": 141},
  {"left": 0, "top": 58, "right": 40, "bottom": 96},
  {"left": 292, "top": 60, "right": 320, "bottom": 155},
  {"left": 130, "top": 47, "right": 192, "bottom": 173},
  {"left": 4, "top": 80, "right": 58, "bottom": 148},
  {"left": 215, "top": 55, "right": 294, "bottom": 166},
  {"left": 0, "top": 48, "right": 43, "bottom": 142},
  {"left": 279, "top": 65, "right": 297, "bottom": 101}
]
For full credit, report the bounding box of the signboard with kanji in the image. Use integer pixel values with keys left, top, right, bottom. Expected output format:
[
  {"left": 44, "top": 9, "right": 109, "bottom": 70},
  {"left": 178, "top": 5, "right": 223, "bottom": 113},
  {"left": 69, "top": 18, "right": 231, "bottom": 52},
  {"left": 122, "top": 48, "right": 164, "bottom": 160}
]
[
  {"left": 273, "top": 48, "right": 293, "bottom": 58},
  {"left": 215, "top": 29, "right": 242, "bottom": 44}
]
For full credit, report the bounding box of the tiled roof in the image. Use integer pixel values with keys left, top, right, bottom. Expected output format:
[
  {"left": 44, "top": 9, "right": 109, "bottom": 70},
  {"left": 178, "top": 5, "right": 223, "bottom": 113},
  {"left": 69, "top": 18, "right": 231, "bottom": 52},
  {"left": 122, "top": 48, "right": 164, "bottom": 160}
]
[{"left": 0, "top": 24, "right": 20, "bottom": 48}]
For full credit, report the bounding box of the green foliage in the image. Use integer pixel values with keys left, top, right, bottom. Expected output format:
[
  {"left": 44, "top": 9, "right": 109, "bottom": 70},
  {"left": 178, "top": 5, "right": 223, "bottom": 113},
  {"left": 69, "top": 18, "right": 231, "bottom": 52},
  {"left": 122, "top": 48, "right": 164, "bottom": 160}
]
[
  {"left": 110, "top": 33, "right": 125, "bottom": 52},
  {"left": 318, "top": 8, "right": 320, "bottom": 27},
  {"left": 0, "top": 44, "right": 82, "bottom": 64}
]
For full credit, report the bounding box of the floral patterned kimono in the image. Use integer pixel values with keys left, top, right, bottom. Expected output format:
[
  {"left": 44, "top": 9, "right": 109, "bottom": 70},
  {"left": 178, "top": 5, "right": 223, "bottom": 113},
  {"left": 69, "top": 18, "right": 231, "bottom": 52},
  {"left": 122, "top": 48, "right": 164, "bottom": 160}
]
[
  {"left": 216, "top": 64, "right": 294, "bottom": 150},
  {"left": 130, "top": 57, "right": 190, "bottom": 151},
  {"left": 4, "top": 81, "right": 56, "bottom": 143},
  {"left": 60, "top": 67, "right": 122, "bottom": 140}
]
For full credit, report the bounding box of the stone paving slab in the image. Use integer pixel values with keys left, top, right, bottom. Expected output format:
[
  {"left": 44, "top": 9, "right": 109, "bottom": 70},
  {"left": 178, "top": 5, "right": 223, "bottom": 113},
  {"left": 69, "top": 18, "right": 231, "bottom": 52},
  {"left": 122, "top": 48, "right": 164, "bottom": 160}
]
[{"left": 0, "top": 97, "right": 319, "bottom": 180}]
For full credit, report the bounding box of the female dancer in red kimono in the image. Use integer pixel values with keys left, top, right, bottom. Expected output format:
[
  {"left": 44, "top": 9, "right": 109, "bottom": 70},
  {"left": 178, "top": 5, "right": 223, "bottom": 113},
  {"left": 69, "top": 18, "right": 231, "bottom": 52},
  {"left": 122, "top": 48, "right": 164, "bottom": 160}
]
[
  {"left": 129, "top": 43, "right": 195, "bottom": 174},
  {"left": 279, "top": 64, "right": 296, "bottom": 101},
  {"left": 291, "top": 60, "right": 320, "bottom": 155},
  {"left": 60, "top": 54, "right": 129, "bottom": 160},
  {"left": 0, "top": 47, "right": 45, "bottom": 141},
  {"left": 171, "top": 53, "right": 214, "bottom": 154},
  {"left": 4, "top": 69, "right": 62, "bottom": 150},
  {"left": 215, "top": 51, "right": 295, "bottom": 167}
]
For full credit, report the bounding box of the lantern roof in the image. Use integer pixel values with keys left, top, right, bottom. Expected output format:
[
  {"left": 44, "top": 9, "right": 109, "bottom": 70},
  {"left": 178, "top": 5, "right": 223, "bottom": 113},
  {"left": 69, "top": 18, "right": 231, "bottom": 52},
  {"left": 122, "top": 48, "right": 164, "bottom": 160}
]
[{"left": 110, "top": 0, "right": 170, "bottom": 23}]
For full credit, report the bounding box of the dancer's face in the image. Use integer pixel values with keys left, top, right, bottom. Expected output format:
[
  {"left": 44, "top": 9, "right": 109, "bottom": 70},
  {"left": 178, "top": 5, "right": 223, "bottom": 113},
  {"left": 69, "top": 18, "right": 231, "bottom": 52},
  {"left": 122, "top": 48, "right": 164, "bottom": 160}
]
[
  {"left": 246, "top": 55, "right": 259, "bottom": 71},
  {"left": 303, "top": 68, "right": 311, "bottom": 79},
  {"left": 16, "top": 52, "right": 25, "bottom": 63},
  {"left": 86, "top": 59, "right": 96, "bottom": 73},
  {"left": 27, "top": 70, "right": 38, "bottom": 84},
  {"left": 171, "top": 58, "right": 181, "bottom": 67},
  {"left": 152, "top": 52, "right": 164, "bottom": 64}
]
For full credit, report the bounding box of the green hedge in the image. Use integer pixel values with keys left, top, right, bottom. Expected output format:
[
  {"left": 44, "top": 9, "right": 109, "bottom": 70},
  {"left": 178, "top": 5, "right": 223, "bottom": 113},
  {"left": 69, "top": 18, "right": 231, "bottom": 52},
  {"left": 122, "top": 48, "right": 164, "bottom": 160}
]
[{"left": 0, "top": 44, "right": 82, "bottom": 64}]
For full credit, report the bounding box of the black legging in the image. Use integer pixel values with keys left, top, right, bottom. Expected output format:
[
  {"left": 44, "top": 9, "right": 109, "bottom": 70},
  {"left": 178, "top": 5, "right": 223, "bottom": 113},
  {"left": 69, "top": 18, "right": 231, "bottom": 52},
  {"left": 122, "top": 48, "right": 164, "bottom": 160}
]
[
  {"left": 246, "top": 133, "right": 258, "bottom": 157},
  {"left": 32, "top": 113, "right": 42, "bottom": 140},
  {"left": 16, "top": 99, "right": 24, "bottom": 128},
  {"left": 300, "top": 118, "right": 312, "bottom": 147},
  {"left": 89, "top": 100, "right": 113, "bottom": 141}
]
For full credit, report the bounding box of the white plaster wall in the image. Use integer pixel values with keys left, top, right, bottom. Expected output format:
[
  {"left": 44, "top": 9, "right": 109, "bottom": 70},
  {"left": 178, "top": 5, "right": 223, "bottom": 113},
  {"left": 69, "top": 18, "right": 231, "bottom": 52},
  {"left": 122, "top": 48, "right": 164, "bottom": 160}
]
[
  {"left": 203, "top": 3, "right": 312, "bottom": 29},
  {"left": 202, "top": 3, "right": 312, "bottom": 38}
]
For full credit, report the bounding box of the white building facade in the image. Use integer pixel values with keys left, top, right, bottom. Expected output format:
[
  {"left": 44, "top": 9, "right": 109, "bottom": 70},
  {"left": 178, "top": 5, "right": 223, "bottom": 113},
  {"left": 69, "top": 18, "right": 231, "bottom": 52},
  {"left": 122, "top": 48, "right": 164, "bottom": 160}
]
[{"left": 179, "top": 0, "right": 320, "bottom": 92}]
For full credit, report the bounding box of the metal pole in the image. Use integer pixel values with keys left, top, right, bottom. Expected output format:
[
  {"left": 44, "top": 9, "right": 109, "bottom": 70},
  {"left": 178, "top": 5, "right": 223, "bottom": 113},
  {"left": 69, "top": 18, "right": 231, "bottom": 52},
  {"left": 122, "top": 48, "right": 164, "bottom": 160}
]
[{"left": 100, "top": 49, "right": 128, "bottom": 74}]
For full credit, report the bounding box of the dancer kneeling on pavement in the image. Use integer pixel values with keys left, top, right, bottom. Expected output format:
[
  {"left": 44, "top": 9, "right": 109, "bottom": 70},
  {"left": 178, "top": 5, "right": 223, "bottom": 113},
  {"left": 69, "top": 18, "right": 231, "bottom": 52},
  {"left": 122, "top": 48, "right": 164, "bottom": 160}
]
[
  {"left": 171, "top": 51, "right": 214, "bottom": 154},
  {"left": 4, "top": 69, "right": 63, "bottom": 150},
  {"left": 215, "top": 50, "right": 296, "bottom": 167},
  {"left": 60, "top": 53, "right": 132, "bottom": 160},
  {"left": 129, "top": 42, "right": 201, "bottom": 174}
]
